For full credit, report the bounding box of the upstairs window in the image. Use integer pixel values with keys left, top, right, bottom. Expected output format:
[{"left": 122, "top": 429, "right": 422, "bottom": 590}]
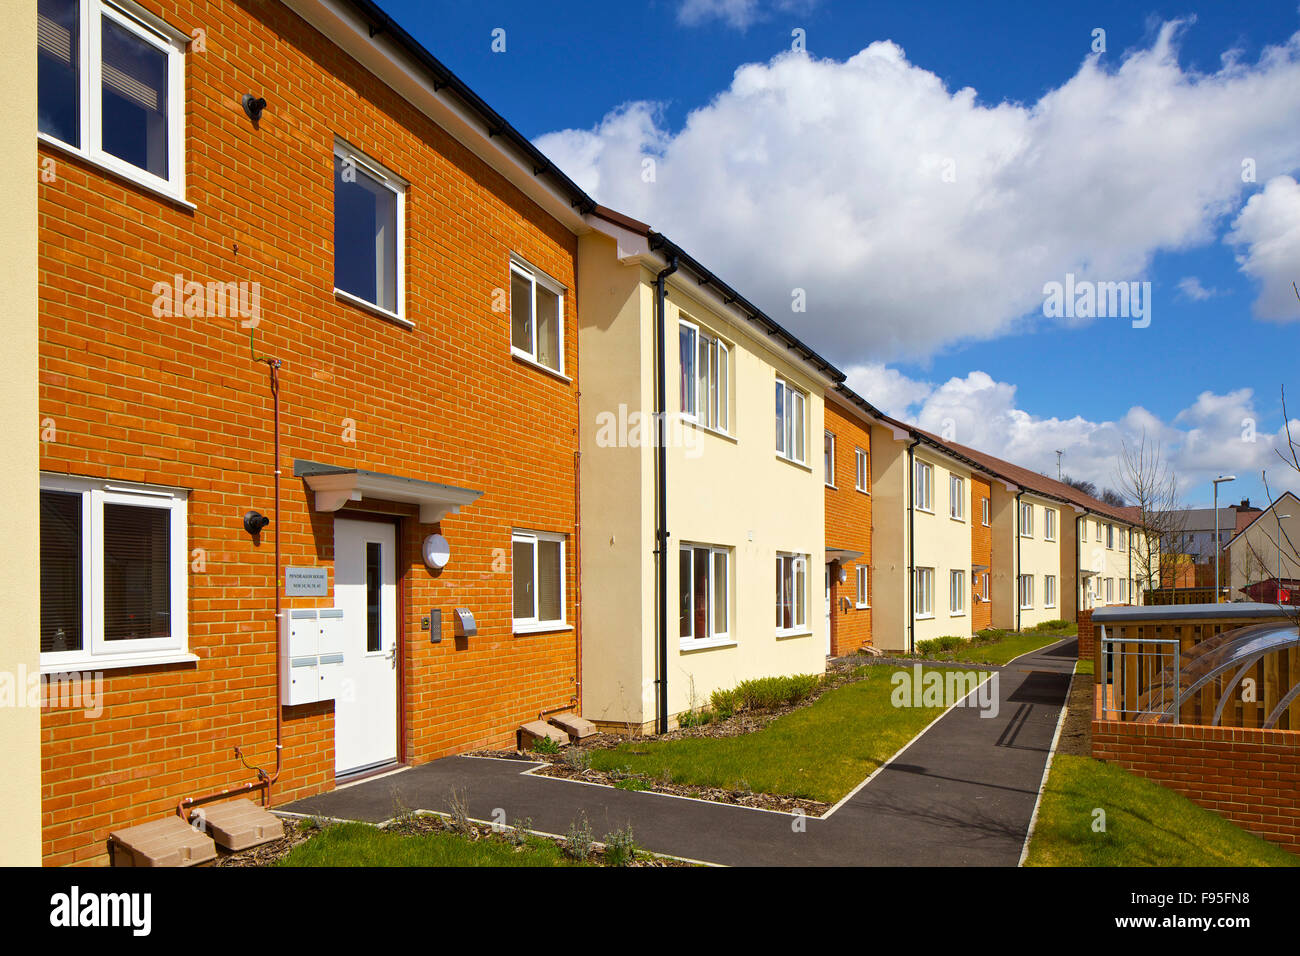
[
  {"left": 949, "top": 475, "right": 965, "bottom": 520},
  {"left": 824, "top": 433, "right": 835, "bottom": 486},
  {"left": 775, "top": 378, "right": 806, "bottom": 465},
  {"left": 855, "top": 448, "right": 869, "bottom": 493},
  {"left": 1020, "top": 502, "right": 1034, "bottom": 537},
  {"left": 914, "top": 460, "right": 933, "bottom": 512},
  {"left": 511, "top": 259, "right": 564, "bottom": 373},
  {"left": 38, "top": 0, "right": 187, "bottom": 199},
  {"left": 981, "top": 496, "right": 990, "bottom": 526},
  {"left": 334, "top": 141, "right": 406, "bottom": 321},
  {"left": 680, "top": 320, "right": 729, "bottom": 431},
  {"left": 1044, "top": 508, "right": 1057, "bottom": 542}
]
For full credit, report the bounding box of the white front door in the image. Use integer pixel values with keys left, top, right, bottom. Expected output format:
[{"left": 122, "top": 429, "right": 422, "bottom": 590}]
[
  {"left": 333, "top": 517, "right": 398, "bottom": 776},
  {"left": 825, "top": 567, "right": 832, "bottom": 656}
]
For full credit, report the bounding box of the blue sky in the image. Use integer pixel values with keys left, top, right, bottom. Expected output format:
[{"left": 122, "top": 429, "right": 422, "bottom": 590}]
[{"left": 380, "top": 1, "right": 1300, "bottom": 506}]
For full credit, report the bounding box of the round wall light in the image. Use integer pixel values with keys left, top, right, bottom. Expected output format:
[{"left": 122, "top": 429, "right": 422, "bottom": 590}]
[{"left": 422, "top": 533, "right": 451, "bottom": 570}]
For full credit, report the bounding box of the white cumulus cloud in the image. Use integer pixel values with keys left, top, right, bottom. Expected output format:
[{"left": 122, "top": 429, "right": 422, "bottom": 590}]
[{"left": 1226, "top": 174, "right": 1300, "bottom": 321}]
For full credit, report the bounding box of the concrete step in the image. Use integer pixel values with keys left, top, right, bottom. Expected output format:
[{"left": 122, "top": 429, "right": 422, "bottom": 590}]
[
  {"left": 109, "top": 816, "right": 217, "bottom": 867},
  {"left": 548, "top": 712, "right": 597, "bottom": 740},
  {"left": 191, "top": 798, "right": 285, "bottom": 852},
  {"left": 519, "top": 719, "right": 569, "bottom": 747}
]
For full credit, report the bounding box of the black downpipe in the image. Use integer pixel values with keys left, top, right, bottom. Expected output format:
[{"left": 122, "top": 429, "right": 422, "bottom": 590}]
[
  {"left": 1015, "top": 491, "right": 1024, "bottom": 633},
  {"left": 654, "top": 256, "right": 678, "bottom": 734},
  {"left": 906, "top": 437, "right": 920, "bottom": 654},
  {"left": 1076, "top": 514, "right": 1083, "bottom": 618}
]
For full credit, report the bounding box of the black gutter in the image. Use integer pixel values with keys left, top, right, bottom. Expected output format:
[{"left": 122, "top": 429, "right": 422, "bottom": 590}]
[
  {"left": 342, "top": 0, "right": 597, "bottom": 215},
  {"left": 646, "top": 232, "right": 845, "bottom": 384},
  {"left": 907, "top": 437, "right": 920, "bottom": 654},
  {"left": 653, "top": 256, "right": 678, "bottom": 734}
]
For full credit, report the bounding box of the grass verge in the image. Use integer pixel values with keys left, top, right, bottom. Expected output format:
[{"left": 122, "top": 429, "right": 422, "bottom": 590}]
[
  {"left": 589, "top": 665, "right": 986, "bottom": 803},
  {"left": 904, "top": 622, "right": 1075, "bottom": 666},
  {"left": 277, "top": 821, "right": 590, "bottom": 867},
  {"left": 1024, "top": 754, "right": 1299, "bottom": 867}
]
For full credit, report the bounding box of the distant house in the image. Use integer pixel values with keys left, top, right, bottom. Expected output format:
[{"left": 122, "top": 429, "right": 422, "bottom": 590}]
[{"left": 1225, "top": 492, "right": 1300, "bottom": 601}]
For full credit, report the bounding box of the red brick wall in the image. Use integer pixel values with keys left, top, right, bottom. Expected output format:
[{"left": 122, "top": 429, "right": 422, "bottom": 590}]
[
  {"left": 971, "top": 476, "right": 992, "bottom": 632},
  {"left": 1092, "top": 721, "right": 1300, "bottom": 853},
  {"left": 824, "top": 402, "right": 872, "bottom": 655},
  {"left": 1076, "top": 609, "right": 1094, "bottom": 660},
  {"left": 38, "top": 0, "right": 579, "bottom": 864}
]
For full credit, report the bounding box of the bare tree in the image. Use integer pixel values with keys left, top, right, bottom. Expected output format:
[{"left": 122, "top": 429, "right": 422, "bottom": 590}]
[{"left": 1114, "top": 430, "right": 1187, "bottom": 598}]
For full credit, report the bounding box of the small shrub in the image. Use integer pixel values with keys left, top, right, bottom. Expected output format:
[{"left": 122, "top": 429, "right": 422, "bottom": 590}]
[
  {"left": 530, "top": 735, "right": 562, "bottom": 755},
  {"left": 565, "top": 814, "right": 594, "bottom": 860},
  {"left": 678, "top": 708, "right": 714, "bottom": 728},
  {"left": 733, "top": 673, "right": 821, "bottom": 711},
  {"left": 564, "top": 746, "right": 591, "bottom": 771},
  {"left": 710, "top": 688, "right": 738, "bottom": 719},
  {"left": 443, "top": 787, "right": 471, "bottom": 834},
  {"left": 508, "top": 817, "right": 533, "bottom": 847},
  {"left": 603, "top": 826, "right": 637, "bottom": 867},
  {"left": 614, "top": 777, "right": 651, "bottom": 792},
  {"left": 916, "top": 635, "right": 967, "bottom": 656},
  {"left": 1029, "top": 618, "right": 1073, "bottom": 633}
]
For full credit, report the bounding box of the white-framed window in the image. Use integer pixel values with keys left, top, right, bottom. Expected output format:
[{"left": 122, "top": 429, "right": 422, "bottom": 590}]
[
  {"left": 981, "top": 496, "right": 990, "bottom": 526},
  {"left": 950, "top": 570, "right": 966, "bottom": 615},
  {"left": 1119, "top": 528, "right": 1127, "bottom": 553},
  {"left": 334, "top": 139, "right": 407, "bottom": 322},
  {"left": 1019, "top": 574, "right": 1034, "bottom": 609},
  {"left": 39, "top": 473, "right": 190, "bottom": 671},
  {"left": 775, "top": 378, "right": 806, "bottom": 464},
  {"left": 914, "top": 460, "right": 934, "bottom": 513},
  {"left": 775, "top": 552, "right": 809, "bottom": 634},
  {"left": 824, "top": 432, "right": 835, "bottom": 486},
  {"left": 855, "top": 448, "right": 869, "bottom": 493},
  {"left": 1105, "top": 577, "right": 1114, "bottom": 603},
  {"left": 1045, "top": 574, "right": 1057, "bottom": 608},
  {"left": 1095, "top": 520, "right": 1102, "bottom": 542},
  {"left": 914, "top": 567, "right": 934, "bottom": 618},
  {"left": 950, "top": 475, "right": 965, "bottom": 521},
  {"left": 38, "top": 0, "right": 188, "bottom": 201},
  {"left": 1119, "top": 578, "right": 1128, "bottom": 602},
  {"left": 855, "top": 564, "right": 870, "bottom": 608},
  {"left": 1105, "top": 523, "right": 1115, "bottom": 549},
  {"left": 679, "top": 319, "right": 729, "bottom": 431},
  {"left": 1045, "top": 508, "right": 1057, "bottom": 542},
  {"left": 1020, "top": 501, "right": 1034, "bottom": 537},
  {"left": 510, "top": 257, "right": 565, "bottom": 374},
  {"left": 680, "top": 544, "right": 730, "bottom": 646},
  {"left": 981, "top": 572, "right": 990, "bottom": 602},
  {"left": 511, "top": 530, "right": 566, "bottom": 631}
]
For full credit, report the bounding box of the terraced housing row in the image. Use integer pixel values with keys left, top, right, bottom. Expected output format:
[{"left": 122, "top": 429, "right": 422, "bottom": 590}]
[{"left": 3, "top": 0, "right": 1153, "bottom": 864}]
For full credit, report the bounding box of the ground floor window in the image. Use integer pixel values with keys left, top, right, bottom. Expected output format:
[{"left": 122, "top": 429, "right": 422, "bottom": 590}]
[
  {"left": 39, "top": 473, "right": 188, "bottom": 669},
  {"left": 1044, "top": 574, "right": 1057, "bottom": 608},
  {"left": 776, "top": 552, "right": 809, "bottom": 633},
  {"left": 914, "top": 567, "right": 934, "bottom": 618},
  {"left": 680, "top": 544, "right": 730, "bottom": 644},
  {"left": 856, "top": 564, "right": 870, "bottom": 608},
  {"left": 1019, "top": 574, "right": 1034, "bottom": 609},
  {"left": 949, "top": 569, "right": 966, "bottom": 615},
  {"left": 512, "top": 530, "right": 565, "bottom": 631}
]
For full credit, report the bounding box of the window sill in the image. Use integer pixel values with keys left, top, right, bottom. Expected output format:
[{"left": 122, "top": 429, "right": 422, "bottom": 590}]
[
  {"left": 40, "top": 650, "right": 199, "bottom": 676},
  {"left": 916, "top": 507, "right": 934, "bottom": 515},
  {"left": 679, "top": 637, "right": 736, "bottom": 653},
  {"left": 775, "top": 629, "right": 813, "bottom": 639},
  {"left": 914, "top": 614, "right": 935, "bottom": 621},
  {"left": 856, "top": 487, "right": 870, "bottom": 495},
  {"left": 39, "top": 134, "right": 194, "bottom": 211},
  {"left": 510, "top": 349, "right": 571, "bottom": 383},
  {"left": 950, "top": 515, "right": 966, "bottom": 523},
  {"left": 681, "top": 418, "right": 735, "bottom": 443},
  {"left": 775, "top": 453, "right": 812, "bottom": 472},
  {"left": 825, "top": 483, "right": 837, "bottom": 490},
  {"left": 335, "top": 288, "right": 412, "bottom": 328},
  {"left": 950, "top": 611, "right": 967, "bottom": 618},
  {"left": 855, "top": 603, "right": 871, "bottom": 610},
  {"left": 512, "top": 622, "right": 572, "bottom": 636}
]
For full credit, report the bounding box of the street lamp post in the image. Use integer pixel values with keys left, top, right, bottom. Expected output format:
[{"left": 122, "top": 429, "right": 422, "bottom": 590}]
[{"left": 1213, "top": 475, "right": 1236, "bottom": 603}]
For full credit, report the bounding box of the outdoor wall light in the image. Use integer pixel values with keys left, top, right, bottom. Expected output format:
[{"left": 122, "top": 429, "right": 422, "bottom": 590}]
[
  {"left": 241, "top": 94, "right": 267, "bottom": 122},
  {"left": 423, "top": 533, "right": 451, "bottom": 570},
  {"left": 244, "top": 511, "right": 271, "bottom": 535}
]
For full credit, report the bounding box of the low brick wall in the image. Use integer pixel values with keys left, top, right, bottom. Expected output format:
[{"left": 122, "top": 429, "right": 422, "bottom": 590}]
[
  {"left": 1092, "top": 720, "right": 1300, "bottom": 853},
  {"left": 1076, "top": 609, "right": 1094, "bottom": 660}
]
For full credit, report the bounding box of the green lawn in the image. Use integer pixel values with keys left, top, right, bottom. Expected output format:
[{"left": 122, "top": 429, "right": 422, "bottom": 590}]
[
  {"left": 589, "top": 666, "right": 984, "bottom": 803},
  {"left": 903, "top": 624, "right": 1075, "bottom": 666},
  {"left": 278, "top": 822, "right": 590, "bottom": 867},
  {"left": 1025, "top": 754, "right": 1299, "bottom": 867}
]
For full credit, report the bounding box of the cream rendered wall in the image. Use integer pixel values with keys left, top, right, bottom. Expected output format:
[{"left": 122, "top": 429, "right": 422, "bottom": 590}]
[
  {"left": 577, "top": 232, "right": 657, "bottom": 727},
  {"left": 662, "top": 282, "right": 827, "bottom": 716},
  {"left": 0, "top": 1, "right": 41, "bottom": 865},
  {"left": 1079, "top": 515, "right": 1139, "bottom": 608},
  {"left": 1229, "top": 499, "right": 1300, "bottom": 600},
  {"left": 989, "top": 484, "right": 1018, "bottom": 629},
  {"left": 869, "top": 424, "right": 909, "bottom": 651},
  {"left": 910, "top": 450, "right": 974, "bottom": 644},
  {"left": 1015, "top": 494, "right": 1064, "bottom": 627},
  {"left": 1059, "top": 507, "right": 1083, "bottom": 620}
]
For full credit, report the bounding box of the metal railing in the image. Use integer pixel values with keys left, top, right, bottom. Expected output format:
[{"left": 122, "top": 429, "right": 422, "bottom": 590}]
[{"left": 1098, "top": 633, "right": 1181, "bottom": 723}]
